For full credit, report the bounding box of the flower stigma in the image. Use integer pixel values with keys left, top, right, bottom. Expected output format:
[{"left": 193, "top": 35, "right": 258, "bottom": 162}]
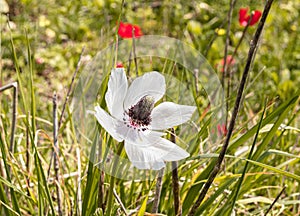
[{"left": 125, "top": 95, "right": 155, "bottom": 131}]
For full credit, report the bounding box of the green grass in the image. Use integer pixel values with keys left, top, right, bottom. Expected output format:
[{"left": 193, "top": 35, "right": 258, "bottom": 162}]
[{"left": 1, "top": 0, "right": 300, "bottom": 215}]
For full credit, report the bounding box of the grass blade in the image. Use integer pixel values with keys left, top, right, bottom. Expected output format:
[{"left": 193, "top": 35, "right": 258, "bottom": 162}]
[{"left": 230, "top": 101, "right": 268, "bottom": 213}]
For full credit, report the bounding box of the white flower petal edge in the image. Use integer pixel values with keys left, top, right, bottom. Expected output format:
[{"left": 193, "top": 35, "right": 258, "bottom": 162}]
[
  {"left": 151, "top": 102, "right": 196, "bottom": 130},
  {"left": 94, "top": 106, "right": 123, "bottom": 142},
  {"left": 124, "top": 72, "right": 166, "bottom": 110},
  {"left": 124, "top": 135, "right": 189, "bottom": 170},
  {"left": 116, "top": 123, "right": 165, "bottom": 145},
  {"left": 158, "top": 138, "right": 190, "bottom": 161},
  {"left": 125, "top": 142, "right": 166, "bottom": 170},
  {"left": 105, "top": 68, "right": 128, "bottom": 119}
]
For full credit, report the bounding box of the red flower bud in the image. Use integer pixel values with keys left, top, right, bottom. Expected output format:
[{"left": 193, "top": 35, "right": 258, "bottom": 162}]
[{"left": 118, "top": 22, "right": 143, "bottom": 39}]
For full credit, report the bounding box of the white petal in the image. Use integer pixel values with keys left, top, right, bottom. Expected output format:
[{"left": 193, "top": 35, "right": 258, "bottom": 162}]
[
  {"left": 94, "top": 106, "right": 123, "bottom": 142},
  {"left": 116, "top": 123, "right": 164, "bottom": 145},
  {"left": 124, "top": 135, "right": 189, "bottom": 170},
  {"left": 105, "top": 68, "right": 128, "bottom": 119},
  {"left": 124, "top": 72, "right": 165, "bottom": 110},
  {"left": 116, "top": 124, "right": 140, "bottom": 144},
  {"left": 125, "top": 142, "right": 166, "bottom": 170},
  {"left": 151, "top": 102, "right": 196, "bottom": 130},
  {"left": 158, "top": 138, "right": 190, "bottom": 161}
]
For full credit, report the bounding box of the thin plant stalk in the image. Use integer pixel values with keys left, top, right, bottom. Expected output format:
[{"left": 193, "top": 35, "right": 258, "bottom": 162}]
[
  {"left": 264, "top": 186, "right": 286, "bottom": 216},
  {"left": 32, "top": 131, "right": 56, "bottom": 215},
  {"left": 152, "top": 168, "right": 164, "bottom": 213},
  {"left": 127, "top": 49, "right": 133, "bottom": 75},
  {"left": 188, "top": 1, "right": 275, "bottom": 215},
  {"left": 114, "top": 0, "right": 125, "bottom": 67},
  {"left": 230, "top": 100, "right": 268, "bottom": 213},
  {"left": 228, "top": 14, "right": 254, "bottom": 67},
  {"left": 106, "top": 142, "right": 124, "bottom": 215},
  {"left": 0, "top": 82, "right": 18, "bottom": 197},
  {"left": 98, "top": 169, "right": 105, "bottom": 210},
  {"left": 221, "top": 0, "right": 236, "bottom": 87},
  {"left": 11, "top": 83, "right": 17, "bottom": 153},
  {"left": 97, "top": 132, "right": 105, "bottom": 211},
  {"left": 115, "top": 0, "right": 125, "bottom": 36},
  {"left": 113, "top": 189, "right": 128, "bottom": 216},
  {"left": 53, "top": 93, "right": 63, "bottom": 216},
  {"left": 126, "top": 29, "right": 138, "bottom": 76},
  {"left": 97, "top": 135, "right": 104, "bottom": 211},
  {"left": 172, "top": 162, "right": 181, "bottom": 215},
  {"left": 9, "top": 25, "right": 27, "bottom": 114},
  {"left": 26, "top": 111, "right": 31, "bottom": 196},
  {"left": 204, "top": 19, "right": 227, "bottom": 57},
  {"left": 47, "top": 47, "right": 85, "bottom": 179},
  {"left": 171, "top": 129, "right": 181, "bottom": 216},
  {"left": 114, "top": 35, "right": 119, "bottom": 68},
  {"left": 76, "top": 145, "right": 82, "bottom": 215},
  {"left": 0, "top": 82, "right": 18, "bottom": 153},
  {"left": 193, "top": 69, "right": 199, "bottom": 94},
  {"left": 26, "top": 30, "right": 36, "bottom": 136},
  {"left": 132, "top": 28, "right": 138, "bottom": 76},
  {"left": 225, "top": 14, "right": 254, "bottom": 119},
  {"left": 0, "top": 82, "right": 20, "bottom": 214},
  {"left": 222, "top": 0, "right": 236, "bottom": 128},
  {"left": 58, "top": 47, "right": 85, "bottom": 129}
]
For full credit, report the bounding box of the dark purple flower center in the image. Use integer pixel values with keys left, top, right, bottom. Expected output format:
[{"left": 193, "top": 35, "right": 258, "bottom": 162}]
[{"left": 128, "top": 95, "right": 155, "bottom": 127}]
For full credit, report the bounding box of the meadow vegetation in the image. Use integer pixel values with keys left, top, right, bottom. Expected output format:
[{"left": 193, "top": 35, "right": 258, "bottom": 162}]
[{"left": 0, "top": 0, "right": 299, "bottom": 215}]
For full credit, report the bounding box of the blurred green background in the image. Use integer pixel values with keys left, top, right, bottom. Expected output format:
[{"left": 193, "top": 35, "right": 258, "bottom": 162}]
[
  {"left": 0, "top": 1, "right": 300, "bottom": 215},
  {"left": 1, "top": 0, "right": 299, "bottom": 103}
]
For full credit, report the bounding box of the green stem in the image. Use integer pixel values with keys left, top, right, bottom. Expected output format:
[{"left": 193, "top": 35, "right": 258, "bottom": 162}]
[
  {"left": 230, "top": 100, "right": 267, "bottom": 213},
  {"left": 152, "top": 168, "right": 164, "bottom": 213},
  {"left": 106, "top": 142, "right": 124, "bottom": 215}
]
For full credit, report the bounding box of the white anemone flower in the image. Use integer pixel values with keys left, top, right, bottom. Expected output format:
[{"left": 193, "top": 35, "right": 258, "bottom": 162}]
[{"left": 93, "top": 68, "right": 196, "bottom": 170}]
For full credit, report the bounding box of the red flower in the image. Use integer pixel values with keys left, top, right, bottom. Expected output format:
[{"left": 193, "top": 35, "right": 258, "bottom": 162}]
[
  {"left": 35, "top": 57, "right": 44, "bottom": 65},
  {"left": 217, "top": 123, "right": 228, "bottom": 137},
  {"left": 239, "top": 8, "right": 262, "bottom": 26},
  {"left": 118, "top": 22, "right": 143, "bottom": 39},
  {"left": 221, "top": 55, "right": 235, "bottom": 66},
  {"left": 116, "top": 62, "right": 124, "bottom": 68},
  {"left": 216, "top": 55, "right": 235, "bottom": 72}
]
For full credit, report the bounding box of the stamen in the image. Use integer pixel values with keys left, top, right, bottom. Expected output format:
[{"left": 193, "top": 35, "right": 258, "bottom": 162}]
[{"left": 128, "top": 95, "right": 155, "bottom": 127}]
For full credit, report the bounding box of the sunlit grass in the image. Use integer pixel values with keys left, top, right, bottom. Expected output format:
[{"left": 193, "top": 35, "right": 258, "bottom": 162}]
[{"left": 1, "top": 0, "right": 300, "bottom": 215}]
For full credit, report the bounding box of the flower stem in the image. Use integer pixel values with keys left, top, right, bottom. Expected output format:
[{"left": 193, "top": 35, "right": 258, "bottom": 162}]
[
  {"left": 106, "top": 142, "right": 124, "bottom": 215},
  {"left": 115, "top": 0, "right": 125, "bottom": 36},
  {"left": 97, "top": 158, "right": 105, "bottom": 211},
  {"left": 221, "top": 0, "right": 236, "bottom": 87},
  {"left": 226, "top": 13, "right": 254, "bottom": 127},
  {"left": 222, "top": 0, "right": 236, "bottom": 129},
  {"left": 172, "top": 161, "right": 181, "bottom": 216},
  {"left": 53, "top": 93, "right": 63, "bottom": 216},
  {"left": 264, "top": 186, "right": 286, "bottom": 216},
  {"left": 188, "top": 0, "right": 275, "bottom": 215},
  {"left": 229, "top": 14, "right": 253, "bottom": 65},
  {"left": 114, "top": 0, "right": 125, "bottom": 67},
  {"left": 152, "top": 168, "right": 164, "bottom": 213},
  {"left": 132, "top": 28, "right": 139, "bottom": 76},
  {"left": 171, "top": 129, "right": 182, "bottom": 216},
  {"left": 76, "top": 144, "right": 82, "bottom": 215}
]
